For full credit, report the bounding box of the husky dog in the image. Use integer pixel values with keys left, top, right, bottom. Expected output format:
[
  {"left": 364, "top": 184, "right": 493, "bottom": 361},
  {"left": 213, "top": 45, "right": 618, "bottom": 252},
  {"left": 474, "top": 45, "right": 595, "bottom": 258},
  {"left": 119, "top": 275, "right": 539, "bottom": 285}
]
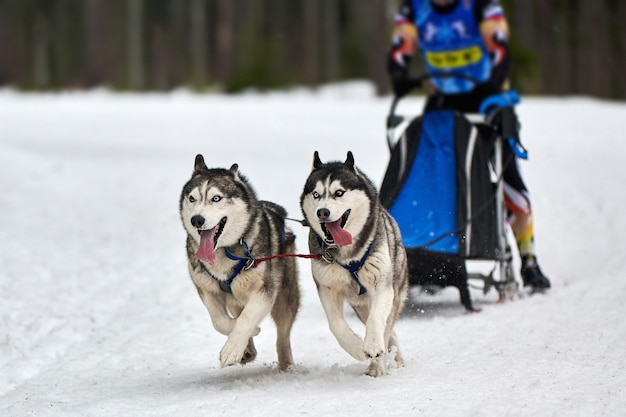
[
  {"left": 180, "top": 154, "right": 300, "bottom": 371},
  {"left": 300, "top": 151, "right": 409, "bottom": 377}
]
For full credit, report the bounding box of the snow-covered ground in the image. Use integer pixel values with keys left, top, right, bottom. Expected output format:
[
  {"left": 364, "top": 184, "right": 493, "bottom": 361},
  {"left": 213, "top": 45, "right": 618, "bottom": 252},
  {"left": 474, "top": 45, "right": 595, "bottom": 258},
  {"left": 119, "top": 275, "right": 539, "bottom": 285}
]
[{"left": 1, "top": 84, "right": 625, "bottom": 416}]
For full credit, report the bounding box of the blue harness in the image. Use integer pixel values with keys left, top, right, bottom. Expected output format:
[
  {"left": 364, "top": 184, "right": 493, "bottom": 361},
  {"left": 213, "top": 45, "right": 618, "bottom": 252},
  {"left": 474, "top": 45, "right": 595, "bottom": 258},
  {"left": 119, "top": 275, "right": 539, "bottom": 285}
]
[
  {"left": 198, "top": 240, "right": 254, "bottom": 294},
  {"left": 318, "top": 238, "right": 372, "bottom": 296},
  {"left": 337, "top": 245, "right": 372, "bottom": 296}
]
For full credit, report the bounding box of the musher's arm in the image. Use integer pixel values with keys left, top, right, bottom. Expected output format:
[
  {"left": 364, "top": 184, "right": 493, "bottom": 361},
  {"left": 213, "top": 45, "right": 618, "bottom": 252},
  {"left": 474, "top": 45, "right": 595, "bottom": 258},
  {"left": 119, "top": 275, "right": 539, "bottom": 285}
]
[
  {"left": 388, "top": 0, "right": 418, "bottom": 96},
  {"left": 476, "top": 0, "right": 511, "bottom": 90}
]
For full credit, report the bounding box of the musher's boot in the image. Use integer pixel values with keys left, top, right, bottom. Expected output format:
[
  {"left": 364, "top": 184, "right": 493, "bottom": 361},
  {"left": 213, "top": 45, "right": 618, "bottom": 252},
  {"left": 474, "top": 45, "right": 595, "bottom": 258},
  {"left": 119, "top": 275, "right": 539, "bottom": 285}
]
[{"left": 521, "top": 255, "right": 551, "bottom": 290}]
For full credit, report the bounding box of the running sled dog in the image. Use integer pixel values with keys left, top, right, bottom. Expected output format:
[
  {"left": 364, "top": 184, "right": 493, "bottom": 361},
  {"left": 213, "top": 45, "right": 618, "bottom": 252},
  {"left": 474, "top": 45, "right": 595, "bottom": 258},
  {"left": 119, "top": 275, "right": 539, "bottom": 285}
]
[
  {"left": 300, "top": 151, "right": 409, "bottom": 376},
  {"left": 180, "top": 154, "right": 300, "bottom": 371}
]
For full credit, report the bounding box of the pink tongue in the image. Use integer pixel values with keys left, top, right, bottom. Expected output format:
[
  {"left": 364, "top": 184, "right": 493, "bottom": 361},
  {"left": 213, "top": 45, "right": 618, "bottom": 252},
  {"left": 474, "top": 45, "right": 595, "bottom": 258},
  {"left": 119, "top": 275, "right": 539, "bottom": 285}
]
[
  {"left": 196, "top": 229, "right": 217, "bottom": 264},
  {"left": 325, "top": 219, "right": 352, "bottom": 246}
]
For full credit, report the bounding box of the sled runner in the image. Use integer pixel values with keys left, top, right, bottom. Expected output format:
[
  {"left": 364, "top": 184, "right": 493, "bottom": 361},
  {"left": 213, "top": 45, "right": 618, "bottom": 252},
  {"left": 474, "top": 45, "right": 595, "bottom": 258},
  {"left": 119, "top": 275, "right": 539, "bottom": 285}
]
[{"left": 380, "top": 74, "right": 522, "bottom": 311}]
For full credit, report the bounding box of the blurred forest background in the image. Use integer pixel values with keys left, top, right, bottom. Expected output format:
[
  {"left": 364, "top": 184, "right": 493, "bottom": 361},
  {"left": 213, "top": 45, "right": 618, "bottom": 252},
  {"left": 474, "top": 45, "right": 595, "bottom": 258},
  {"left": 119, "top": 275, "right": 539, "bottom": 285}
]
[{"left": 0, "top": 0, "right": 624, "bottom": 99}]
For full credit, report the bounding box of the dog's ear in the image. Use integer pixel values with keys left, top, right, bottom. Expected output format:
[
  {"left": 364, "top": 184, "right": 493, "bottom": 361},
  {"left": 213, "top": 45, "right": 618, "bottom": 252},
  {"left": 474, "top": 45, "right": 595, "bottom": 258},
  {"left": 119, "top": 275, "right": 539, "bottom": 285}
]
[
  {"left": 229, "top": 163, "right": 240, "bottom": 179},
  {"left": 313, "top": 151, "right": 323, "bottom": 170},
  {"left": 193, "top": 154, "right": 208, "bottom": 174},
  {"left": 344, "top": 151, "right": 355, "bottom": 170}
]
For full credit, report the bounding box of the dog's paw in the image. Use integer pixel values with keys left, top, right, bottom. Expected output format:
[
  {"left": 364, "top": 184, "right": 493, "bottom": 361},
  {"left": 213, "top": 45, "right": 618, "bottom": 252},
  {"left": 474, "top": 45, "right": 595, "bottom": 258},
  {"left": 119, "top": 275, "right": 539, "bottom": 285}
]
[
  {"left": 344, "top": 348, "right": 367, "bottom": 362},
  {"left": 388, "top": 345, "right": 406, "bottom": 368},
  {"left": 364, "top": 360, "right": 386, "bottom": 377},
  {"left": 239, "top": 348, "right": 256, "bottom": 365},
  {"left": 335, "top": 332, "right": 367, "bottom": 361},
  {"left": 363, "top": 336, "right": 385, "bottom": 359},
  {"left": 220, "top": 341, "right": 245, "bottom": 368},
  {"left": 240, "top": 339, "right": 257, "bottom": 365},
  {"left": 279, "top": 363, "right": 297, "bottom": 373},
  {"left": 344, "top": 342, "right": 368, "bottom": 361},
  {"left": 394, "top": 351, "right": 406, "bottom": 368}
]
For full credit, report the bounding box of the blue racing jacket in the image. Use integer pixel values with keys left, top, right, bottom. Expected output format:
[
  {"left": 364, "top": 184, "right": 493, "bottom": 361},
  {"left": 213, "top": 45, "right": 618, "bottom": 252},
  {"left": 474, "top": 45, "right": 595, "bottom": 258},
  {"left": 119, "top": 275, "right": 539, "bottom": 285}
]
[{"left": 412, "top": 0, "right": 492, "bottom": 93}]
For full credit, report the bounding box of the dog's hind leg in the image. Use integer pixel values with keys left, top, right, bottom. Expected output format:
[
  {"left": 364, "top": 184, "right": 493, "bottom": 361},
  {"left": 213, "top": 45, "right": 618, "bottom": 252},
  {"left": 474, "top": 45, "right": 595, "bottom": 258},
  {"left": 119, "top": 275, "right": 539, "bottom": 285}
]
[
  {"left": 385, "top": 295, "right": 406, "bottom": 368},
  {"left": 271, "top": 301, "right": 297, "bottom": 371},
  {"left": 388, "top": 329, "right": 405, "bottom": 367},
  {"left": 271, "top": 273, "right": 300, "bottom": 371},
  {"left": 352, "top": 304, "right": 370, "bottom": 325}
]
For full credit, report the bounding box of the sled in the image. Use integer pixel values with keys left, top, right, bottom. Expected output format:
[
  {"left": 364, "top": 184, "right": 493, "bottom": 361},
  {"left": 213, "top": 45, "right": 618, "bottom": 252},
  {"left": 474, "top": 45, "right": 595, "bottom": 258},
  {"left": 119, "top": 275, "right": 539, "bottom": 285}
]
[{"left": 380, "top": 74, "right": 523, "bottom": 311}]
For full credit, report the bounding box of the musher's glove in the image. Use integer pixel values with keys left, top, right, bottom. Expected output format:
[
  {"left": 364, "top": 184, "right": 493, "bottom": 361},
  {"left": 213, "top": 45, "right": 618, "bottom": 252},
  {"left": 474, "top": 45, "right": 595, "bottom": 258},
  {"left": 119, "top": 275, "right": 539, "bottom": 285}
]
[{"left": 388, "top": 57, "right": 414, "bottom": 97}]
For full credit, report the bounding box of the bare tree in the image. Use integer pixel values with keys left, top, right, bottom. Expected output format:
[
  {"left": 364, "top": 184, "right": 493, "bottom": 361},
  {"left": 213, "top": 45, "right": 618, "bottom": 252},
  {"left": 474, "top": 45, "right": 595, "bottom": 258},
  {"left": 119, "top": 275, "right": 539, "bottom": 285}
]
[
  {"left": 127, "top": 0, "right": 144, "bottom": 90},
  {"left": 616, "top": 0, "right": 626, "bottom": 99},
  {"left": 0, "top": 0, "right": 624, "bottom": 98},
  {"left": 368, "top": 0, "right": 388, "bottom": 95},
  {"left": 302, "top": 0, "right": 320, "bottom": 85},
  {"left": 32, "top": 8, "right": 50, "bottom": 88},
  {"left": 216, "top": 0, "right": 234, "bottom": 87},
  {"left": 189, "top": 0, "right": 208, "bottom": 87},
  {"left": 83, "top": 0, "right": 104, "bottom": 87},
  {"left": 321, "top": 0, "right": 340, "bottom": 82}
]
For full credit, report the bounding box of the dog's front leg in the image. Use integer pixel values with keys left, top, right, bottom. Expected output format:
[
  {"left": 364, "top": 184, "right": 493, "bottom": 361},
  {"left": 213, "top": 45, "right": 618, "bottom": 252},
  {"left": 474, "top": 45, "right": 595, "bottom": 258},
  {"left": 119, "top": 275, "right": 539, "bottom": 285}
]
[
  {"left": 220, "top": 292, "right": 273, "bottom": 368},
  {"left": 317, "top": 285, "right": 367, "bottom": 361},
  {"left": 363, "top": 286, "right": 394, "bottom": 360},
  {"left": 197, "top": 287, "right": 237, "bottom": 336}
]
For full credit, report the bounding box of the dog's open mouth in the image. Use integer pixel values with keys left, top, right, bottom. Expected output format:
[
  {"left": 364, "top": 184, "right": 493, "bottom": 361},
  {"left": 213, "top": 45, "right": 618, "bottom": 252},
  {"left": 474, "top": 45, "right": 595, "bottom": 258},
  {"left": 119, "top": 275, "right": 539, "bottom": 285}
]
[
  {"left": 320, "top": 209, "right": 352, "bottom": 247},
  {"left": 195, "top": 217, "right": 227, "bottom": 264}
]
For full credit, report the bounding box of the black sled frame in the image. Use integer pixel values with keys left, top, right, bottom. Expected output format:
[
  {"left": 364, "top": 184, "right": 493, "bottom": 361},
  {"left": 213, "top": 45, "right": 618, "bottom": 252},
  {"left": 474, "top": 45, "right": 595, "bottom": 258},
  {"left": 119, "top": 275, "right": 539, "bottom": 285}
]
[{"left": 383, "top": 74, "right": 522, "bottom": 311}]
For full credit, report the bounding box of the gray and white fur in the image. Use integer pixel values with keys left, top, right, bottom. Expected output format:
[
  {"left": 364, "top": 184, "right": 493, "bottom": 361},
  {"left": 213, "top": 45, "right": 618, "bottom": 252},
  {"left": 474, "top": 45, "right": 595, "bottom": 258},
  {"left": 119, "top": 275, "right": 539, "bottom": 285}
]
[
  {"left": 180, "top": 154, "right": 300, "bottom": 371},
  {"left": 300, "top": 151, "right": 408, "bottom": 377}
]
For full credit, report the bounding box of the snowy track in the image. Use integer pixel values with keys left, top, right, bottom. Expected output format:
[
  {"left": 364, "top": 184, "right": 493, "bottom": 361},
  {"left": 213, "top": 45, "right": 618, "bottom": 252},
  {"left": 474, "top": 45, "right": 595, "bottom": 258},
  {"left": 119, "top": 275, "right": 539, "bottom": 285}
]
[{"left": 1, "top": 87, "right": 625, "bottom": 416}]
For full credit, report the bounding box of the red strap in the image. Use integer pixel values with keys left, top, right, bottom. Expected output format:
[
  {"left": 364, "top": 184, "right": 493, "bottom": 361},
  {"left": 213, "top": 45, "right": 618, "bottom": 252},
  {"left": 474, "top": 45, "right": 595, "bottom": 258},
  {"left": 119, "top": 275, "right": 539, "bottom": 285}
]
[{"left": 252, "top": 253, "right": 322, "bottom": 267}]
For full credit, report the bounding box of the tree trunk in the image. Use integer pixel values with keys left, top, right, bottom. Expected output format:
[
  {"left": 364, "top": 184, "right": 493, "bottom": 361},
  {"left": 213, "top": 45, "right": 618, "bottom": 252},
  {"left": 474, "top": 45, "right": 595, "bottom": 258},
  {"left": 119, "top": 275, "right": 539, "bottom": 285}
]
[
  {"left": 616, "top": 0, "right": 626, "bottom": 99},
  {"left": 536, "top": 0, "right": 556, "bottom": 94},
  {"left": 321, "top": 0, "right": 340, "bottom": 82},
  {"left": 127, "top": 0, "right": 144, "bottom": 90},
  {"left": 267, "top": 0, "right": 288, "bottom": 87},
  {"left": 189, "top": 0, "right": 208, "bottom": 88},
  {"left": 514, "top": 0, "right": 537, "bottom": 92},
  {"left": 32, "top": 9, "right": 50, "bottom": 89},
  {"left": 302, "top": 0, "right": 320, "bottom": 86},
  {"left": 368, "top": 0, "right": 388, "bottom": 95},
  {"left": 216, "top": 0, "right": 234, "bottom": 87},
  {"left": 83, "top": 0, "right": 104, "bottom": 87}
]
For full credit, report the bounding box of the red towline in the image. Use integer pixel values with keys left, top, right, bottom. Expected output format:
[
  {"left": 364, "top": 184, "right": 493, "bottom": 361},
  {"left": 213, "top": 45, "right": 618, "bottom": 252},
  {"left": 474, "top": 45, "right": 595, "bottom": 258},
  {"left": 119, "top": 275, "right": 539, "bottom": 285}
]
[{"left": 251, "top": 253, "right": 322, "bottom": 268}]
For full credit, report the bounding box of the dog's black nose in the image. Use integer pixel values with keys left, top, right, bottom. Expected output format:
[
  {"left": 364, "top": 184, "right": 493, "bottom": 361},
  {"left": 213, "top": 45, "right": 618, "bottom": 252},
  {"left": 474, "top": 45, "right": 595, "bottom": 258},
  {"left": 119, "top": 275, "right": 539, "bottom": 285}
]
[
  {"left": 190, "top": 215, "right": 205, "bottom": 228},
  {"left": 317, "top": 208, "right": 330, "bottom": 220}
]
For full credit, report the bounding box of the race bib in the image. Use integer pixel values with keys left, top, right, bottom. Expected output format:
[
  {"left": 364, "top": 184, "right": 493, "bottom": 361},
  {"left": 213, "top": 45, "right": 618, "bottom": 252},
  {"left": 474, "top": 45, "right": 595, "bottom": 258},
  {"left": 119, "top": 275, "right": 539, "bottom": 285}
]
[{"left": 425, "top": 46, "right": 483, "bottom": 70}]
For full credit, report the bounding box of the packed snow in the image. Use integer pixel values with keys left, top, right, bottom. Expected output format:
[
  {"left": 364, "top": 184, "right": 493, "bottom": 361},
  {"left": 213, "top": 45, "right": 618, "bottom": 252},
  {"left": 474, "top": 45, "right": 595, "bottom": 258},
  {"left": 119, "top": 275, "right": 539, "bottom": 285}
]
[{"left": 1, "top": 83, "right": 625, "bottom": 416}]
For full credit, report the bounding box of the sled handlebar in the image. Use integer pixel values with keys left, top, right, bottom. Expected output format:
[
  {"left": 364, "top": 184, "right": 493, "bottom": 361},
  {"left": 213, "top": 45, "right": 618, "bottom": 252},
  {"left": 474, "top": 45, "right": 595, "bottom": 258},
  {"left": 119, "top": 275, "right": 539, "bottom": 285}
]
[
  {"left": 385, "top": 73, "right": 523, "bottom": 154},
  {"left": 386, "top": 73, "right": 480, "bottom": 152},
  {"left": 387, "top": 73, "right": 480, "bottom": 129}
]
